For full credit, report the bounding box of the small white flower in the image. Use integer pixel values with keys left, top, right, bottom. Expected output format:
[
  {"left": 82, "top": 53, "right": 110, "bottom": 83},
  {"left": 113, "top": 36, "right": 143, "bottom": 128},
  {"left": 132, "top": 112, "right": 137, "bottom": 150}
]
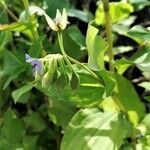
[{"left": 44, "top": 8, "right": 67, "bottom": 31}]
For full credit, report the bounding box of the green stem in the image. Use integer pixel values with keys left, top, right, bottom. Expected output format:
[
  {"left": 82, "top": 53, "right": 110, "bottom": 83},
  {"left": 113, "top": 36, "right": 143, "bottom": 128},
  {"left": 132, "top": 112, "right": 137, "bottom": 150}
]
[
  {"left": 102, "top": 0, "right": 114, "bottom": 72},
  {"left": 23, "top": 0, "right": 29, "bottom": 19},
  {"left": 0, "top": 1, "right": 18, "bottom": 21},
  {"left": 57, "top": 31, "right": 101, "bottom": 83},
  {"left": 57, "top": 31, "right": 74, "bottom": 70},
  {"left": 67, "top": 56, "right": 101, "bottom": 82}
]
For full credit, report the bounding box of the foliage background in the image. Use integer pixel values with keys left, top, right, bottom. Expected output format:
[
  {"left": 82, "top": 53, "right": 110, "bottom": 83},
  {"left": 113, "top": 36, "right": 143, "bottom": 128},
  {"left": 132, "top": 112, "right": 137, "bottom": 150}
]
[{"left": 0, "top": 0, "right": 150, "bottom": 149}]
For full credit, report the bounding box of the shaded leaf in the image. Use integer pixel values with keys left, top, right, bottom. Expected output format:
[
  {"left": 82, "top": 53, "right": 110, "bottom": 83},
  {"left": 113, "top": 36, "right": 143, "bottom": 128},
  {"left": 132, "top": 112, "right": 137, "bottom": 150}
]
[
  {"left": 12, "top": 83, "right": 34, "bottom": 103},
  {"left": 114, "top": 74, "right": 145, "bottom": 120}
]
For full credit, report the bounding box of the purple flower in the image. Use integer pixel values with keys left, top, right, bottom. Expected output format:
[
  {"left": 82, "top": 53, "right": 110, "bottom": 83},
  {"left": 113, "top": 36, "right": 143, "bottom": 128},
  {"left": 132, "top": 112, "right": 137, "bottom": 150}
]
[{"left": 25, "top": 54, "right": 43, "bottom": 75}]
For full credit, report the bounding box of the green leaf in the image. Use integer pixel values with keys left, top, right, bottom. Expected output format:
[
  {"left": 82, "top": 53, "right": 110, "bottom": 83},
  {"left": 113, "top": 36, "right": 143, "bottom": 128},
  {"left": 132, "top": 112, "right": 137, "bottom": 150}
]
[
  {"left": 1, "top": 109, "right": 24, "bottom": 144},
  {"left": 23, "top": 135, "right": 38, "bottom": 150},
  {"left": 138, "top": 82, "right": 150, "bottom": 91},
  {"left": 99, "top": 70, "right": 115, "bottom": 97},
  {"left": 0, "top": 31, "right": 12, "bottom": 49},
  {"left": 68, "top": 9, "right": 93, "bottom": 22},
  {"left": 28, "top": 36, "right": 45, "bottom": 58},
  {"left": 12, "top": 83, "right": 33, "bottom": 103},
  {"left": 70, "top": 72, "right": 80, "bottom": 90},
  {"left": 86, "top": 23, "right": 107, "bottom": 70},
  {"left": 144, "top": 96, "right": 150, "bottom": 102},
  {"left": 55, "top": 26, "right": 85, "bottom": 60},
  {"left": 23, "top": 112, "right": 47, "bottom": 133},
  {"left": 3, "top": 66, "right": 25, "bottom": 90},
  {"left": 0, "top": 50, "right": 24, "bottom": 75},
  {"left": 113, "top": 46, "right": 134, "bottom": 55},
  {"left": 61, "top": 108, "right": 131, "bottom": 150},
  {"left": 95, "top": 2, "right": 133, "bottom": 25},
  {"left": 130, "top": 0, "right": 150, "bottom": 10},
  {"left": 68, "top": 25, "right": 86, "bottom": 50},
  {"left": 48, "top": 86, "right": 77, "bottom": 129},
  {"left": 45, "top": 0, "right": 69, "bottom": 18},
  {"left": 130, "top": 44, "right": 150, "bottom": 72},
  {"left": 126, "top": 26, "right": 150, "bottom": 45},
  {"left": 141, "top": 114, "right": 150, "bottom": 135},
  {"left": 114, "top": 58, "right": 133, "bottom": 75},
  {"left": 114, "top": 74, "right": 145, "bottom": 120},
  {"left": 70, "top": 69, "right": 105, "bottom": 107}
]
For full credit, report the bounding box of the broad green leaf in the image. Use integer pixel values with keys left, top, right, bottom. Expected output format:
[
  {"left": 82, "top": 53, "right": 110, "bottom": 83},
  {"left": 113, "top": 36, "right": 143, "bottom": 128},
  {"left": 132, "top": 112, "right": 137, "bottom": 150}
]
[
  {"left": 50, "top": 26, "right": 84, "bottom": 59},
  {"left": 45, "top": 0, "right": 69, "bottom": 18},
  {"left": 0, "top": 31, "right": 12, "bottom": 49},
  {"left": 3, "top": 66, "right": 25, "bottom": 90},
  {"left": 0, "top": 109, "right": 24, "bottom": 144},
  {"left": 57, "top": 26, "right": 85, "bottom": 59},
  {"left": 70, "top": 69, "right": 105, "bottom": 107},
  {"left": 114, "top": 58, "right": 133, "bottom": 75},
  {"left": 12, "top": 83, "right": 34, "bottom": 103},
  {"left": 68, "top": 25, "right": 86, "bottom": 50},
  {"left": 0, "top": 49, "right": 25, "bottom": 76},
  {"left": 126, "top": 26, "right": 150, "bottom": 45},
  {"left": 95, "top": 2, "right": 133, "bottom": 25},
  {"left": 68, "top": 9, "right": 93, "bottom": 22},
  {"left": 28, "top": 36, "right": 45, "bottom": 58},
  {"left": 23, "top": 135, "right": 38, "bottom": 150},
  {"left": 48, "top": 85, "right": 77, "bottom": 128},
  {"left": 112, "top": 16, "right": 136, "bottom": 35},
  {"left": 142, "top": 114, "right": 150, "bottom": 129},
  {"left": 114, "top": 74, "right": 145, "bottom": 120},
  {"left": 130, "top": 0, "right": 150, "bottom": 10},
  {"left": 61, "top": 108, "right": 131, "bottom": 150},
  {"left": 130, "top": 44, "right": 150, "bottom": 72},
  {"left": 113, "top": 46, "right": 133, "bottom": 55},
  {"left": 138, "top": 82, "right": 150, "bottom": 91},
  {"left": 86, "top": 23, "right": 107, "bottom": 70},
  {"left": 23, "top": 112, "right": 47, "bottom": 133},
  {"left": 99, "top": 70, "right": 115, "bottom": 97}
]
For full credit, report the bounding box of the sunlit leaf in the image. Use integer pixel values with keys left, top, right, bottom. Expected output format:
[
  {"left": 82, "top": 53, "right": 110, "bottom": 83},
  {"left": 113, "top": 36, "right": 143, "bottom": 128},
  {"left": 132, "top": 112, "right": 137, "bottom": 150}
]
[
  {"left": 86, "top": 23, "right": 107, "bottom": 70},
  {"left": 61, "top": 108, "right": 131, "bottom": 150},
  {"left": 95, "top": 2, "right": 133, "bottom": 25}
]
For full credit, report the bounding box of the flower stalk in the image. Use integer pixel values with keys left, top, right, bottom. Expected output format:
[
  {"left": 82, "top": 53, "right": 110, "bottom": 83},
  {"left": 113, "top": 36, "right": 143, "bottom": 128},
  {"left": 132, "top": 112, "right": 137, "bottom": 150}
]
[{"left": 57, "top": 32, "right": 101, "bottom": 83}]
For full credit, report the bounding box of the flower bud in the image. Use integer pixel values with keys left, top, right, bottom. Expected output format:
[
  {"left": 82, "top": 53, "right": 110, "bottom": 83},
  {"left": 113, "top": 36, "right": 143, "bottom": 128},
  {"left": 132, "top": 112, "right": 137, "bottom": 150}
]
[
  {"left": 44, "top": 8, "right": 67, "bottom": 31},
  {"left": 41, "top": 58, "right": 57, "bottom": 88}
]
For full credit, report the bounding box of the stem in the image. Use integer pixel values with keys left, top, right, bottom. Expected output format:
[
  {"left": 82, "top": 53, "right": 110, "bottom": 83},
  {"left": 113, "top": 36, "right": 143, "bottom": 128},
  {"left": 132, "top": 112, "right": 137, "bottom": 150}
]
[
  {"left": 102, "top": 0, "right": 114, "bottom": 72},
  {"left": 57, "top": 31, "right": 74, "bottom": 70},
  {"left": 0, "top": 1, "right": 18, "bottom": 21},
  {"left": 23, "top": 0, "right": 29, "bottom": 19},
  {"left": 57, "top": 31, "right": 102, "bottom": 83},
  {"left": 67, "top": 56, "right": 101, "bottom": 82}
]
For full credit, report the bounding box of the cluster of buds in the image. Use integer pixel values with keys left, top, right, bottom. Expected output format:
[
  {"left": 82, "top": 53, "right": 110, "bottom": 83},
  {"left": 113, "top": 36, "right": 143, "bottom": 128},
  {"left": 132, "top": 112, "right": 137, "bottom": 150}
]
[
  {"left": 26, "top": 54, "right": 69, "bottom": 89},
  {"left": 26, "top": 53, "right": 80, "bottom": 90},
  {"left": 44, "top": 8, "right": 68, "bottom": 31}
]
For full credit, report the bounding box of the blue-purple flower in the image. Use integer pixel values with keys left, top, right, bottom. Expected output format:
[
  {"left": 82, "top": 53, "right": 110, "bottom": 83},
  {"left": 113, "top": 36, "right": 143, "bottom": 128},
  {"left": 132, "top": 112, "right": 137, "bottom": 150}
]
[{"left": 25, "top": 54, "right": 43, "bottom": 75}]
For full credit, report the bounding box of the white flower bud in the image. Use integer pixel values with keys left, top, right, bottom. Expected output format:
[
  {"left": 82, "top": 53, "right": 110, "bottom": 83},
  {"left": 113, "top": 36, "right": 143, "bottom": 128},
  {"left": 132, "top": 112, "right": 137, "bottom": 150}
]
[{"left": 44, "top": 8, "right": 68, "bottom": 31}]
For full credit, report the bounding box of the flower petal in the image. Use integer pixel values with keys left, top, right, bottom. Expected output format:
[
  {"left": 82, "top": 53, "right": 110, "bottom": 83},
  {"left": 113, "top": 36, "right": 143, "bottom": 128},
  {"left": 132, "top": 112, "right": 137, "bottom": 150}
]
[
  {"left": 44, "top": 13, "right": 59, "bottom": 31},
  {"left": 60, "top": 8, "right": 67, "bottom": 30},
  {"left": 55, "top": 9, "right": 62, "bottom": 25}
]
